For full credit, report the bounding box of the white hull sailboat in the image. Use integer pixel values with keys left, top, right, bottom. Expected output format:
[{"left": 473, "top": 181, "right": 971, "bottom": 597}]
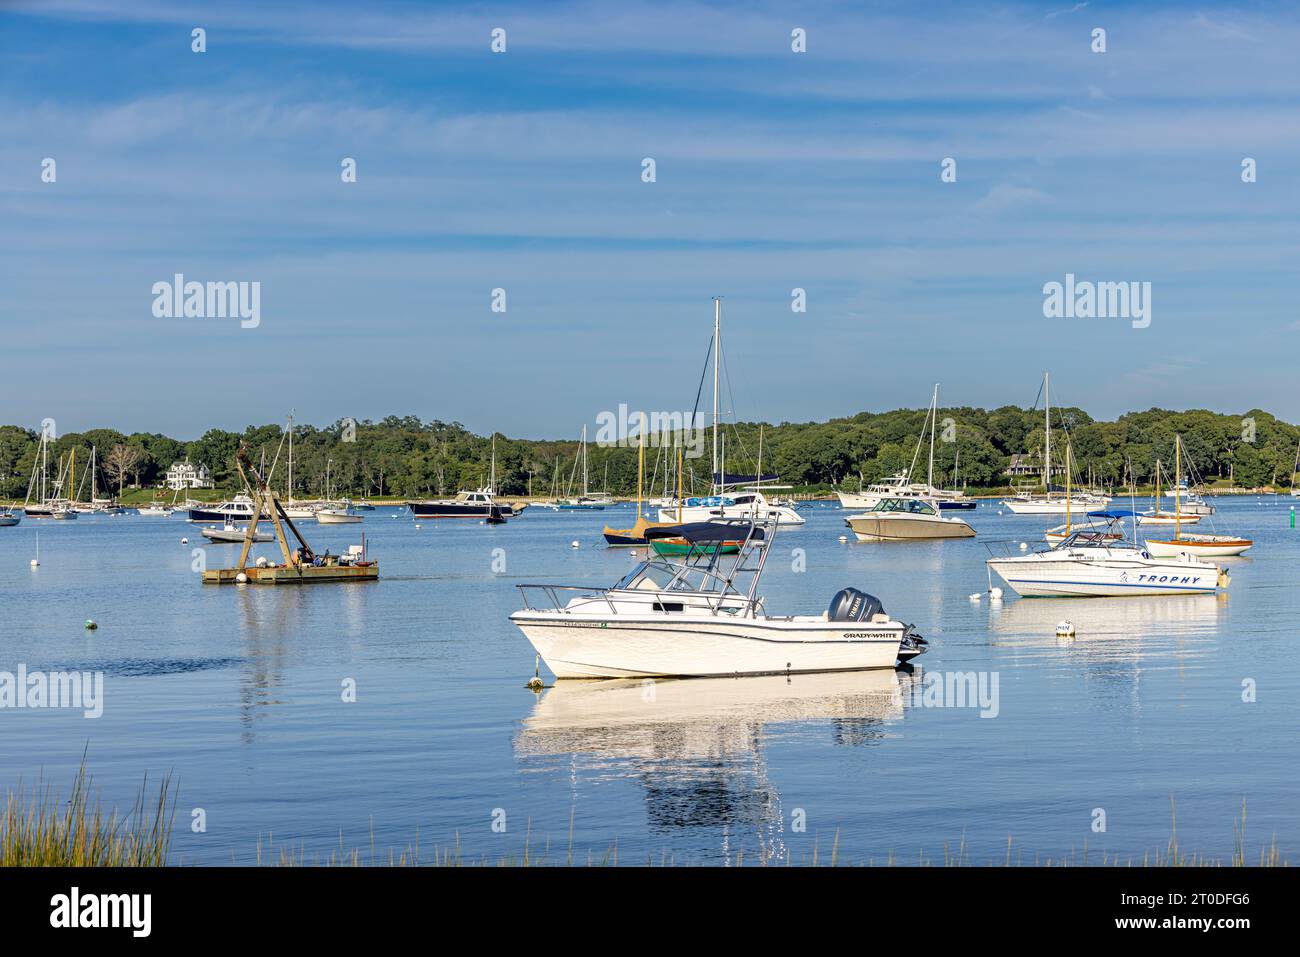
[
  {"left": 1144, "top": 435, "right": 1252, "bottom": 558},
  {"left": 656, "top": 301, "right": 805, "bottom": 528},
  {"left": 1001, "top": 372, "right": 1109, "bottom": 514},
  {"left": 513, "top": 518, "right": 926, "bottom": 678}
]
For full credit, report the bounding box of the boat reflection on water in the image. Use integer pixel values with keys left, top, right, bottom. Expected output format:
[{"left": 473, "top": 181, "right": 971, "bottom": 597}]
[
  {"left": 515, "top": 670, "right": 906, "bottom": 861},
  {"left": 986, "top": 592, "right": 1224, "bottom": 683}
]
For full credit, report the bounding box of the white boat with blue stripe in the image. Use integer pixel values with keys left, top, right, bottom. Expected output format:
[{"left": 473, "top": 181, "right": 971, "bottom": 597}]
[{"left": 985, "top": 510, "right": 1229, "bottom": 598}]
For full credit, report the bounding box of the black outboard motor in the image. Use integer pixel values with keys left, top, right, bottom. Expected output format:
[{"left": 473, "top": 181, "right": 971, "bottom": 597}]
[{"left": 827, "top": 587, "right": 884, "bottom": 623}]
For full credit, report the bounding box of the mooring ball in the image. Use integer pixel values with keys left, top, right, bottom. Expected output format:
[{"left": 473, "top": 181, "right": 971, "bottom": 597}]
[
  {"left": 838, "top": 535, "right": 848, "bottom": 542},
  {"left": 571, "top": 541, "right": 580, "bottom": 549},
  {"left": 30, "top": 559, "right": 39, "bottom": 567},
  {"left": 1019, "top": 542, "right": 1028, "bottom": 550},
  {"left": 235, "top": 572, "right": 248, "bottom": 584},
  {"left": 181, "top": 537, "right": 189, "bottom": 545},
  {"left": 84, "top": 620, "right": 97, "bottom": 630},
  {"left": 990, "top": 587, "right": 1004, "bottom": 600}
]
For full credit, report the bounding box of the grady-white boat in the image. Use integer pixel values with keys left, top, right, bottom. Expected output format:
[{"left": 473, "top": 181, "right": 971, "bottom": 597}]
[
  {"left": 986, "top": 511, "right": 1229, "bottom": 597},
  {"left": 845, "top": 497, "right": 975, "bottom": 541},
  {"left": 512, "top": 519, "right": 927, "bottom": 678}
]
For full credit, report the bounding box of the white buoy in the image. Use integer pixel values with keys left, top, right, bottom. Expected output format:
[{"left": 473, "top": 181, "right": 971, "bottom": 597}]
[
  {"left": 969, "top": 593, "right": 982, "bottom": 602},
  {"left": 30, "top": 558, "right": 39, "bottom": 568},
  {"left": 1019, "top": 542, "right": 1028, "bottom": 551},
  {"left": 571, "top": 540, "right": 580, "bottom": 549},
  {"left": 1055, "top": 620, "right": 1075, "bottom": 637},
  {"left": 838, "top": 535, "right": 848, "bottom": 543},
  {"left": 235, "top": 572, "right": 248, "bottom": 584},
  {"left": 181, "top": 537, "right": 188, "bottom": 545},
  {"left": 415, "top": 524, "right": 422, "bottom": 530},
  {"left": 989, "top": 586, "right": 1004, "bottom": 600}
]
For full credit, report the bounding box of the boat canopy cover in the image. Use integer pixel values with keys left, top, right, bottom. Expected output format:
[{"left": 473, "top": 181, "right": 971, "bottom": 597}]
[
  {"left": 643, "top": 521, "right": 765, "bottom": 542},
  {"left": 1087, "top": 509, "right": 1137, "bottom": 518},
  {"left": 713, "top": 472, "right": 779, "bottom": 486}
]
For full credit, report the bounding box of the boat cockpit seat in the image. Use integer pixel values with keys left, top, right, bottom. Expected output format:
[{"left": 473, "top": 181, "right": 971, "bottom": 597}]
[{"left": 827, "top": 587, "right": 884, "bottom": 623}]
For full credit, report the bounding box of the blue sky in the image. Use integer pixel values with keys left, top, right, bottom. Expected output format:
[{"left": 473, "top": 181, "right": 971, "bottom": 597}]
[{"left": 1, "top": 0, "right": 1297, "bottom": 439}]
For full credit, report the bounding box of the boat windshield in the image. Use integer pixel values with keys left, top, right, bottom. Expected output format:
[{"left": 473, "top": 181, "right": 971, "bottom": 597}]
[
  {"left": 872, "top": 498, "right": 937, "bottom": 515},
  {"left": 612, "top": 520, "right": 774, "bottom": 603}
]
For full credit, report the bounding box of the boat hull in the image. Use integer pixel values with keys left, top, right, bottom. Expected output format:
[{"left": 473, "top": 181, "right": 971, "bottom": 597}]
[
  {"left": 656, "top": 504, "right": 805, "bottom": 527},
  {"left": 1001, "top": 498, "right": 1108, "bottom": 515},
  {"left": 407, "top": 501, "right": 519, "bottom": 518},
  {"left": 512, "top": 613, "right": 906, "bottom": 678},
  {"left": 1143, "top": 536, "right": 1252, "bottom": 558},
  {"left": 846, "top": 514, "right": 975, "bottom": 541},
  {"left": 987, "top": 555, "right": 1222, "bottom": 597}
]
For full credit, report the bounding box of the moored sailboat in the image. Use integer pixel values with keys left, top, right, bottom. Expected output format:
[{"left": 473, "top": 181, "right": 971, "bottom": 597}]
[{"left": 1144, "top": 435, "right": 1252, "bottom": 557}]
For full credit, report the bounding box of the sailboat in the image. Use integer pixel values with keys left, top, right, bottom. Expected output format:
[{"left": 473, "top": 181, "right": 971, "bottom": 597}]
[
  {"left": 1044, "top": 443, "right": 1121, "bottom": 545},
  {"left": 556, "top": 426, "right": 606, "bottom": 510},
  {"left": 603, "top": 414, "right": 677, "bottom": 546},
  {"left": 1002, "top": 372, "right": 1108, "bottom": 515},
  {"left": 836, "top": 385, "right": 974, "bottom": 510},
  {"left": 655, "top": 299, "right": 804, "bottom": 527},
  {"left": 25, "top": 444, "right": 78, "bottom": 519},
  {"left": 1138, "top": 458, "right": 1201, "bottom": 526},
  {"left": 1144, "top": 436, "right": 1252, "bottom": 557}
]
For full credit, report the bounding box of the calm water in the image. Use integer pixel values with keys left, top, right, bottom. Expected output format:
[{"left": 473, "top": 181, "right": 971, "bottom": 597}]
[{"left": 1, "top": 498, "right": 1295, "bottom": 865}]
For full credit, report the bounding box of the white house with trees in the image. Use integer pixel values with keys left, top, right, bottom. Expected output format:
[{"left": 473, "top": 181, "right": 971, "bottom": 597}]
[{"left": 165, "top": 460, "right": 213, "bottom": 490}]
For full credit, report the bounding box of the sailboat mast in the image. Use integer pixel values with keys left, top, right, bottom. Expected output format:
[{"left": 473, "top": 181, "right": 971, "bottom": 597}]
[
  {"left": 636, "top": 413, "right": 645, "bottom": 521},
  {"left": 927, "top": 383, "right": 938, "bottom": 488},
  {"left": 1044, "top": 371, "right": 1051, "bottom": 497},
  {"left": 712, "top": 297, "right": 720, "bottom": 492},
  {"left": 1175, "top": 436, "right": 1181, "bottom": 538}
]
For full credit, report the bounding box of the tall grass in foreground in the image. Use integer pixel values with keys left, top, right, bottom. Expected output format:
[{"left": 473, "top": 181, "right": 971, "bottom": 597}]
[
  {"left": 1, "top": 764, "right": 176, "bottom": 867},
  {"left": 263, "top": 800, "right": 1287, "bottom": 867}
]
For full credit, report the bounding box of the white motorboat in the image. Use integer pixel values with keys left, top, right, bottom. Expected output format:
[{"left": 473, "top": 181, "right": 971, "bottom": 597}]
[
  {"left": 201, "top": 521, "right": 273, "bottom": 544},
  {"left": 136, "top": 505, "right": 174, "bottom": 517},
  {"left": 657, "top": 488, "right": 805, "bottom": 527},
  {"left": 316, "top": 507, "right": 363, "bottom": 524},
  {"left": 837, "top": 387, "right": 975, "bottom": 511},
  {"left": 845, "top": 497, "right": 975, "bottom": 541},
  {"left": 512, "top": 519, "right": 927, "bottom": 678},
  {"left": 986, "top": 512, "right": 1228, "bottom": 597}
]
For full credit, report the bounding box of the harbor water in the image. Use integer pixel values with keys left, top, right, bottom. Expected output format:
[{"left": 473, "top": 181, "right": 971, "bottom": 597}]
[{"left": 0, "top": 497, "right": 1294, "bottom": 865}]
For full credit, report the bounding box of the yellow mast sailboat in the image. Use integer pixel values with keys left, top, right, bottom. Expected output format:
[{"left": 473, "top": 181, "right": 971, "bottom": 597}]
[
  {"left": 602, "top": 413, "right": 677, "bottom": 547},
  {"left": 1144, "top": 435, "right": 1252, "bottom": 557}
]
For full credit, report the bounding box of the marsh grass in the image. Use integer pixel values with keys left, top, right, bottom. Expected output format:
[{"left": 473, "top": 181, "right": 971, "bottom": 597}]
[
  {"left": 1, "top": 762, "right": 176, "bottom": 867},
  {"left": 259, "top": 798, "right": 1287, "bottom": 867}
]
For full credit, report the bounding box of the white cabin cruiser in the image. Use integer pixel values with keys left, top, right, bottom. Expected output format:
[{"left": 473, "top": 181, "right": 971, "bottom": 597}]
[
  {"left": 986, "top": 511, "right": 1229, "bottom": 598},
  {"left": 845, "top": 497, "right": 975, "bottom": 541},
  {"left": 656, "top": 488, "right": 805, "bottom": 527},
  {"left": 512, "top": 519, "right": 926, "bottom": 678}
]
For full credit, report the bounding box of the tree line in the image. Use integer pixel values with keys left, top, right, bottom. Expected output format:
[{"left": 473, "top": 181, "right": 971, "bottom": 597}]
[{"left": 1, "top": 405, "right": 1297, "bottom": 501}]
